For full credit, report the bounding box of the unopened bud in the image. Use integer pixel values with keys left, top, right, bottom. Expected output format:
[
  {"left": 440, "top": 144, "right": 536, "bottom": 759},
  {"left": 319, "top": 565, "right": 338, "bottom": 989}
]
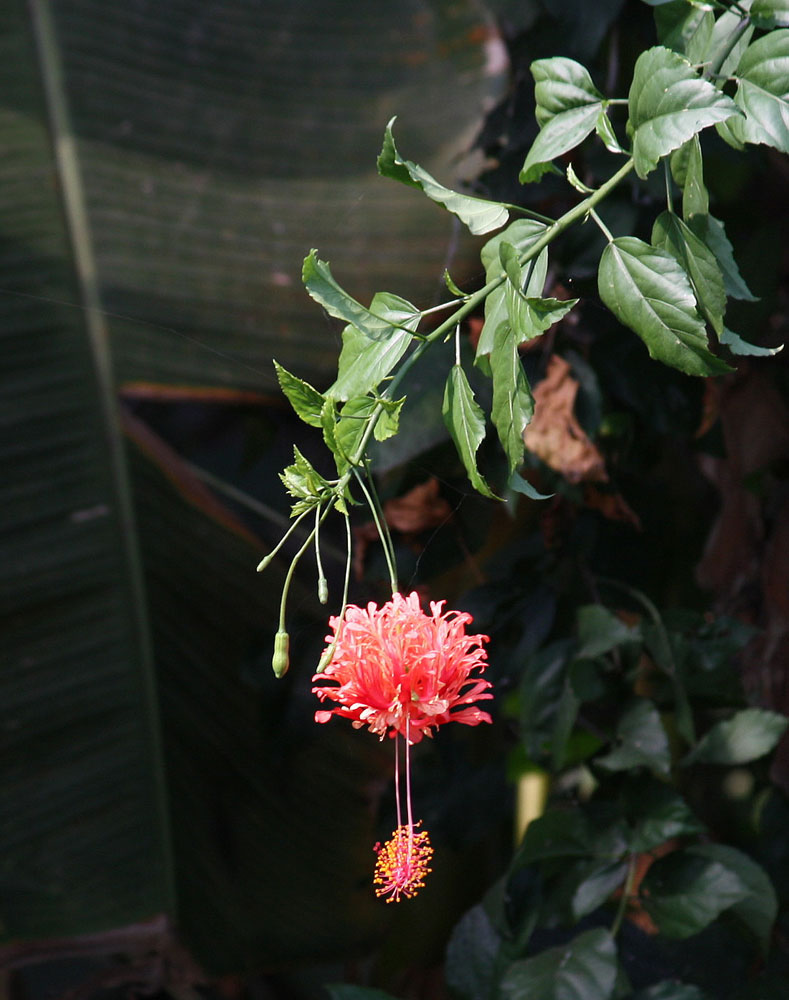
[
  {"left": 318, "top": 576, "right": 329, "bottom": 604},
  {"left": 272, "top": 629, "right": 290, "bottom": 678},
  {"left": 316, "top": 643, "right": 335, "bottom": 674}
]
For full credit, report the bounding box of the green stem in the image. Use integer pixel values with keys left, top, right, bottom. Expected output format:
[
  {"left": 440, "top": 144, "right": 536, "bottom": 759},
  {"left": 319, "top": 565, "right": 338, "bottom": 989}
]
[
  {"left": 316, "top": 512, "right": 353, "bottom": 673},
  {"left": 278, "top": 504, "right": 332, "bottom": 632},
  {"left": 589, "top": 208, "right": 614, "bottom": 243},
  {"left": 352, "top": 467, "right": 399, "bottom": 594}
]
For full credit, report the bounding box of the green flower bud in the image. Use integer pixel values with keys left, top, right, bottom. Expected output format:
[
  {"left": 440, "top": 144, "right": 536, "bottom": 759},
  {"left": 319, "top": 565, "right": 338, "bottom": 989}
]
[
  {"left": 318, "top": 576, "right": 329, "bottom": 604},
  {"left": 272, "top": 629, "right": 290, "bottom": 678}
]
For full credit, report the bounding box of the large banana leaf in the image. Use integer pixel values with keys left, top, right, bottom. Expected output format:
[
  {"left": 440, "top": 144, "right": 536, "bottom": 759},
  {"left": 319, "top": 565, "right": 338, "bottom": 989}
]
[{"left": 1, "top": 0, "right": 504, "bottom": 972}]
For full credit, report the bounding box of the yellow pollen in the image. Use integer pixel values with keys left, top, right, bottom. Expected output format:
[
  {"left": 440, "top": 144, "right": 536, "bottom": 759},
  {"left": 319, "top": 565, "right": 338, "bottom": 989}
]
[{"left": 373, "top": 823, "right": 433, "bottom": 903}]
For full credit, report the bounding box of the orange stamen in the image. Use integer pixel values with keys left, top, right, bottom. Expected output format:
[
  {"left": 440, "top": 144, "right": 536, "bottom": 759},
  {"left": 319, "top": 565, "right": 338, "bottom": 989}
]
[{"left": 373, "top": 823, "right": 433, "bottom": 903}]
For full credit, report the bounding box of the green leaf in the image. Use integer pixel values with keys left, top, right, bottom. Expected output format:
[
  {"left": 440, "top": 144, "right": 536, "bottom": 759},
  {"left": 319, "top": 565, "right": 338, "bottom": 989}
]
[
  {"left": 628, "top": 783, "right": 706, "bottom": 853},
  {"left": 688, "top": 214, "right": 757, "bottom": 302},
  {"left": 442, "top": 365, "right": 496, "bottom": 498},
  {"left": 596, "top": 109, "right": 626, "bottom": 153},
  {"left": 641, "top": 848, "right": 754, "bottom": 938},
  {"left": 627, "top": 46, "right": 742, "bottom": 178},
  {"left": 333, "top": 396, "right": 377, "bottom": 465},
  {"left": 597, "top": 699, "right": 671, "bottom": 777},
  {"left": 304, "top": 251, "right": 408, "bottom": 339},
  {"left": 751, "top": 0, "right": 789, "bottom": 29},
  {"left": 732, "top": 29, "right": 789, "bottom": 153},
  {"left": 683, "top": 707, "right": 789, "bottom": 765},
  {"left": 509, "top": 293, "right": 579, "bottom": 343},
  {"left": 679, "top": 135, "right": 708, "bottom": 220},
  {"left": 521, "top": 104, "right": 603, "bottom": 183},
  {"left": 572, "top": 860, "right": 629, "bottom": 920},
  {"left": 481, "top": 219, "right": 549, "bottom": 281},
  {"left": 632, "top": 983, "right": 707, "bottom": 1000},
  {"left": 598, "top": 237, "right": 731, "bottom": 376},
  {"left": 521, "top": 57, "right": 605, "bottom": 182},
  {"left": 328, "top": 291, "right": 421, "bottom": 401},
  {"left": 280, "top": 446, "right": 330, "bottom": 508},
  {"left": 577, "top": 604, "right": 640, "bottom": 659},
  {"left": 720, "top": 327, "right": 784, "bottom": 356},
  {"left": 273, "top": 360, "right": 324, "bottom": 427},
  {"left": 499, "top": 927, "right": 618, "bottom": 1000},
  {"left": 509, "top": 471, "right": 554, "bottom": 500},
  {"left": 490, "top": 326, "right": 535, "bottom": 474},
  {"left": 691, "top": 843, "right": 778, "bottom": 953},
  {"left": 532, "top": 57, "right": 605, "bottom": 126},
  {"left": 515, "top": 809, "right": 627, "bottom": 866},
  {"left": 652, "top": 211, "right": 726, "bottom": 336},
  {"left": 378, "top": 118, "right": 509, "bottom": 234},
  {"left": 499, "top": 240, "right": 524, "bottom": 288},
  {"left": 445, "top": 903, "right": 502, "bottom": 1000},
  {"left": 477, "top": 221, "right": 549, "bottom": 358},
  {"left": 373, "top": 396, "right": 406, "bottom": 441}
]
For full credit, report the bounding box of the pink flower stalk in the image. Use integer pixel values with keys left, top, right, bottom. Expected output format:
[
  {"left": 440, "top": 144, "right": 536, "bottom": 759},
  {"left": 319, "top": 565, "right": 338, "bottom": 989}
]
[{"left": 312, "top": 591, "right": 493, "bottom": 901}]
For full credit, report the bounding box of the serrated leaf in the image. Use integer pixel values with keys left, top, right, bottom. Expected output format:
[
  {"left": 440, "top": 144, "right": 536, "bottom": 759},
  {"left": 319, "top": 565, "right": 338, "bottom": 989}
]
[
  {"left": 280, "top": 446, "right": 329, "bottom": 506},
  {"left": 328, "top": 291, "right": 420, "bottom": 401},
  {"left": 627, "top": 46, "right": 742, "bottom": 178},
  {"left": 377, "top": 119, "right": 509, "bottom": 234},
  {"left": 480, "top": 220, "right": 549, "bottom": 281},
  {"left": 751, "top": 0, "right": 789, "bottom": 29},
  {"left": 597, "top": 699, "right": 671, "bottom": 776},
  {"left": 273, "top": 360, "right": 324, "bottom": 427},
  {"left": 499, "top": 928, "right": 617, "bottom": 1000},
  {"left": 720, "top": 327, "right": 783, "bottom": 356},
  {"left": 320, "top": 399, "right": 346, "bottom": 475},
  {"left": 684, "top": 707, "right": 789, "bottom": 765},
  {"left": 732, "top": 29, "right": 789, "bottom": 153},
  {"left": 373, "top": 396, "right": 406, "bottom": 441},
  {"left": 688, "top": 214, "right": 757, "bottom": 301},
  {"left": 598, "top": 237, "right": 731, "bottom": 376},
  {"left": 510, "top": 293, "right": 579, "bottom": 342},
  {"left": 532, "top": 57, "right": 605, "bottom": 126},
  {"left": 691, "top": 843, "right": 777, "bottom": 953},
  {"left": 333, "top": 396, "right": 377, "bottom": 465},
  {"left": 490, "top": 326, "right": 534, "bottom": 474},
  {"left": 521, "top": 104, "right": 603, "bottom": 183},
  {"left": 652, "top": 211, "right": 726, "bottom": 336},
  {"left": 477, "top": 222, "right": 548, "bottom": 358},
  {"left": 303, "top": 251, "right": 411, "bottom": 339},
  {"left": 442, "top": 365, "right": 496, "bottom": 498},
  {"left": 641, "top": 849, "right": 753, "bottom": 938}
]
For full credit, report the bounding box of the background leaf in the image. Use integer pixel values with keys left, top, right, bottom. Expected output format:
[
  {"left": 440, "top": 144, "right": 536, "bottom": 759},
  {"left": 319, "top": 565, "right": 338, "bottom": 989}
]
[
  {"left": 597, "top": 699, "right": 671, "bottom": 776},
  {"left": 683, "top": 707, "right": 789, "bottom": 765},
  {"left": 499, "top": 928, "right": 618, "bottom": 1000}
]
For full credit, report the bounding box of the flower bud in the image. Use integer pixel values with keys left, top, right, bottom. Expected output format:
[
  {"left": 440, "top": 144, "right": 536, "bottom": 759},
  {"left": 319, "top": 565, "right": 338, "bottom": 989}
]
[{"left": 272, "top": 629, "right": 290, "bottom": 677}]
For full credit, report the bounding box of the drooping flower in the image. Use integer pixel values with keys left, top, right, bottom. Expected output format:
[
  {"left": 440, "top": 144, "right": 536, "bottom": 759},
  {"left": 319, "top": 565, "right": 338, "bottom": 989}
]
[
  {"left": 312, "top": 591, "right": 493, "bottom": 903},
  {"left": 312, "top": 591, "right": 492, "bottom": 743}
]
